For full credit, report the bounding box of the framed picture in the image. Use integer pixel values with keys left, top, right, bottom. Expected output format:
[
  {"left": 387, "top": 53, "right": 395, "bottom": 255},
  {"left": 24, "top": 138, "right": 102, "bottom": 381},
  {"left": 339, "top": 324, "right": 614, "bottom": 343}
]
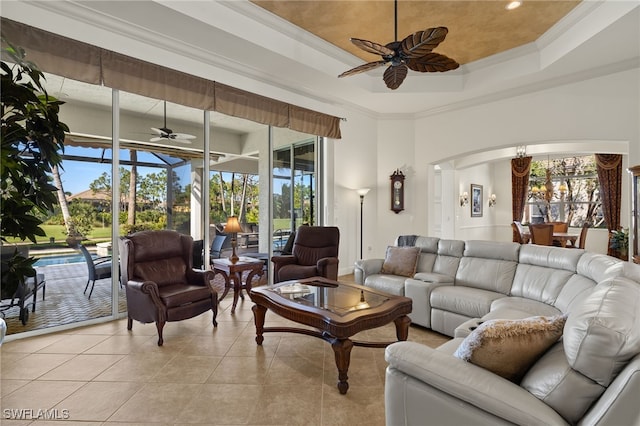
[{"left": 471, "top": 184, "right": 483, "bottom": 217}]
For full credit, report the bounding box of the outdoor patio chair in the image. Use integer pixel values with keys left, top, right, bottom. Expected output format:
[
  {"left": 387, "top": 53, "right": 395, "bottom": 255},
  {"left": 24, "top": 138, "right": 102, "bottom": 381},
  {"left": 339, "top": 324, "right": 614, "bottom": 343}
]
[
  {"left": 210, "top": 233, "right": 232, "bottom": 264},
  {"left": 73, "top": 243, "right": 113, "bottom": 299}
]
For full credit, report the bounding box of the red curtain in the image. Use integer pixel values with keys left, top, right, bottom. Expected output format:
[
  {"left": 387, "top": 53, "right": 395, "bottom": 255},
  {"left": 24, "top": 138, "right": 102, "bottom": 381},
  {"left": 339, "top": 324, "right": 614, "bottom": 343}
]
[
  {"left": 595, "top": 154, "right": 622, "bottom": 256},
  {"left": 511, "top": 156, "right": 532, "bottom": 242}
]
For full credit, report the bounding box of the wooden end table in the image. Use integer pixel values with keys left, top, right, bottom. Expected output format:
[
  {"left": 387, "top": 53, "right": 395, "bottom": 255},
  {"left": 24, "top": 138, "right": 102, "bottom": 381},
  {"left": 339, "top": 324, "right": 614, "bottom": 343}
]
[
  {"left": 250, "top": 277, "right": 412, "bottom": 394},
  {"left": 212, "top": 257, "right": 264, "bottom": 314}
]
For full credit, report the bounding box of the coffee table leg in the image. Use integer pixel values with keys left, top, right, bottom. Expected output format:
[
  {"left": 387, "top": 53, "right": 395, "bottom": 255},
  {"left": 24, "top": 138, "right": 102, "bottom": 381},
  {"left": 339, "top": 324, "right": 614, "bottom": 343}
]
[
  {"left": 394, "top": 315, "right": 411, "bottom": 341},
  {"left": 252, "top": 303, "right": 266, "bottom": 345},
  {"left": 331, "top": 338, "right": 354, "bottom": 394}
]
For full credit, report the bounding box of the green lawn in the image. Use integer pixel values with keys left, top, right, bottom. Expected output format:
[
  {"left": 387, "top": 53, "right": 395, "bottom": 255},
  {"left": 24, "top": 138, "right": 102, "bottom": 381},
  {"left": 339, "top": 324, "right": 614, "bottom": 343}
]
[{"left": 4, "top": 225, "right": 113, "bottom": 247}]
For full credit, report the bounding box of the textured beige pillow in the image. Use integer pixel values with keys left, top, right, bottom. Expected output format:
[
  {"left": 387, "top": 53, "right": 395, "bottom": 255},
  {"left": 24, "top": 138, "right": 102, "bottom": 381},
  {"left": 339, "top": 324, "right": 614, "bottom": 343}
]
[
  {"left": 454, "top": 315, "right": 567, "bottom": 383},
  {"left": 380, "top": 246, "right": 421, "bottom": 277}
]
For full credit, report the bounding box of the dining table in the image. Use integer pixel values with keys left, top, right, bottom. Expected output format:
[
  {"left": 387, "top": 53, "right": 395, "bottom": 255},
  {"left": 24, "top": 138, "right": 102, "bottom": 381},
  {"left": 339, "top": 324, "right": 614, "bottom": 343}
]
[{"left": 521, "top": 231, "right": 578, "bottom": 248}]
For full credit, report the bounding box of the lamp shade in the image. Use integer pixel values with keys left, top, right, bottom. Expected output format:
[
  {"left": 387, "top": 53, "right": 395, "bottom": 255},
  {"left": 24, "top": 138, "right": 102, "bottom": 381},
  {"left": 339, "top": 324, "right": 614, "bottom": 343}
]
[
  {"left": 224, "top": 216, "right": 243, "bottom": 233},
  {"left": 356, "top": 188, "right": 370, "bottom": 197}
]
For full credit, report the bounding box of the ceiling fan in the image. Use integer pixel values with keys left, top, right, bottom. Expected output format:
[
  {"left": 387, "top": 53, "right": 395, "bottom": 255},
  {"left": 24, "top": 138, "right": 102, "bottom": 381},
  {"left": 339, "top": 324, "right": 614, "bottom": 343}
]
[
  {"left": 338, "top": 0, "right": 459, "bottom": 90},
  {"left": 150, "top": 101, "right": 196, "bottom": 143}
]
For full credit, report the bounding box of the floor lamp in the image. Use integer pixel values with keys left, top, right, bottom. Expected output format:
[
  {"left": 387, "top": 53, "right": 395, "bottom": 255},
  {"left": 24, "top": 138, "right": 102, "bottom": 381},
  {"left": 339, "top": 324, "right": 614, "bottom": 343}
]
[{"left": 356, "top": 188, "right": 370, "bottom": 259}]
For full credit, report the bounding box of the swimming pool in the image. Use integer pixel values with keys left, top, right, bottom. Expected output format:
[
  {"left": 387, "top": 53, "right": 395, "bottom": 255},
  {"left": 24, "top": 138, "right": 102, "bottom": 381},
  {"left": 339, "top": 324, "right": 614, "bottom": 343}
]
[{"left": 34, "top": 253, "right": 90, "bottom": 267}]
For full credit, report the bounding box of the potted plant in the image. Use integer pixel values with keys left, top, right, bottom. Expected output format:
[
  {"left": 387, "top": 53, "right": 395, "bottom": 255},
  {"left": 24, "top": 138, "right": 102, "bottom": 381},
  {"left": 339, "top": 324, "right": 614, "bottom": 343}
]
[
  {"left": 609, "top": 227, "right": 629, "bottom": 261},
  {"left": 1, "top": 40, "right": 68, "bottom": 299}
]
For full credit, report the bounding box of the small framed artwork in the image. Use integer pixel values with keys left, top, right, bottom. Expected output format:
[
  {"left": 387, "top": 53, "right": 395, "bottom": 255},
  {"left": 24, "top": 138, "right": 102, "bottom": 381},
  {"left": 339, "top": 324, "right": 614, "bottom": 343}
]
[{"left": 471, "top": 184, "right": 483, "bottom": 217}]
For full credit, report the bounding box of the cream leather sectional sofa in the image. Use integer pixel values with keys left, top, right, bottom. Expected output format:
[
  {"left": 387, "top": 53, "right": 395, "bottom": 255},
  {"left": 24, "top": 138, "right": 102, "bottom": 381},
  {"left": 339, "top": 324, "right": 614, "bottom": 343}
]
[
  {"left": 354, "top": 237, "right": 621, "bottom": 336},
  {"left": 355, "top": 236, "right": 640, "bottom": 425}
]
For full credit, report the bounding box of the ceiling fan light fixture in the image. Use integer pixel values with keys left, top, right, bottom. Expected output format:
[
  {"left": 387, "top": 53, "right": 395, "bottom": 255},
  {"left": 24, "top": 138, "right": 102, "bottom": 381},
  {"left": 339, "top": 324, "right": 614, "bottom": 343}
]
[
  {"left": 337, "top": 0, "right": 459, "bottom": 90},
  {"left": 506, "top": 1, "right": 523, "bottom": 11}
]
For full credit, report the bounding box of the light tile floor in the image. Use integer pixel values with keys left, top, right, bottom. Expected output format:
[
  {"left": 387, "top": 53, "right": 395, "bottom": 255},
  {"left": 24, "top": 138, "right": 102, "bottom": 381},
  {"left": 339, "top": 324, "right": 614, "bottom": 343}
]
[{"left": 1, "top": 284, "right": 450, "bottom": 425}]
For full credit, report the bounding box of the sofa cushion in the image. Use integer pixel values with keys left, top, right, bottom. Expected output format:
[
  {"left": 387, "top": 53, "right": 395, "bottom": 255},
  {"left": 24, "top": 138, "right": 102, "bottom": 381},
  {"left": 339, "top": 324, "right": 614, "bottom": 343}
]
[
  {"left": 511, "top": 264, "right": 574, "bottom": 305},
  {"left": 489, "top": 297, "right": 562, "bottom": 319},
  {"left": 521, "top": 342, "right": 605, "bottom": 424},
  {"left": 380, "top": 246, "right": 420, "bottom": 277},
  {"left": 363, "top": 274, "right": 406, "bottom": 296},
  {"left": 453, "top": 314, "right": 567, "bottom": 383},
  {"left": 456, "top": 257, "right": 517, "bottom": 294},
  {"left": 563, "top": 277, "right": 640, "bottom": 387},
  {"left": 431, "top": 286, "right": 505, "bottom": 319}
]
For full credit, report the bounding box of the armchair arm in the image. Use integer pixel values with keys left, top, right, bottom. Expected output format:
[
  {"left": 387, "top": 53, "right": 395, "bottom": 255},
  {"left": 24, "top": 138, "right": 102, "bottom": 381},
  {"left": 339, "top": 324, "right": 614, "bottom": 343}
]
[
  {"left": 271, "top": 254, "right": 297, "bottom": 266},
  {"left": 185, "top": 268, "right": 215, "bottom": 286},
  {"left": 354, "top": 258, "right": 384, "bottom": 284},
  {"left": 385, "top": 342, "right": 568, "bottom": 426},
  {"left": 271, "top": 254, "right": 297, "bottom": 282},
  {"left": 126, "top": 279, "right": 167, "bottom": 324},
  {"left": 316, "top": 256, "right": 339, "bottom": 281}
]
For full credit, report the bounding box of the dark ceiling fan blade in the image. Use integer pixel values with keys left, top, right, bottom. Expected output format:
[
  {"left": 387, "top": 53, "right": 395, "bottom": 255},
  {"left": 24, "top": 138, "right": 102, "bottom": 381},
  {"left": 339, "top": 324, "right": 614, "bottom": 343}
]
[
  {"left": 383, "top": 64, "right": 408, "bottom": 90},
  {"left": 400, "top": 27, "right": 449, "bottom": 59},
  {"left": 351, "top": 38, "right": 395, "bottom": 57},
  {"left": 338, "top": 60, "right": 387, "bottom": 78},
  {"left": 406, "top": 52, "right": 460, "bottom": 72}
]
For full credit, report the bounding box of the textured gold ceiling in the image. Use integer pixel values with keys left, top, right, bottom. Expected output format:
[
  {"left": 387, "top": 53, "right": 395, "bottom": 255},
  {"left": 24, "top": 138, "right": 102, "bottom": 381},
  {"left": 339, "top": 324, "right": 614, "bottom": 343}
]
[{"left": 251, "top": 1, "right": 581, "bottom": 65}]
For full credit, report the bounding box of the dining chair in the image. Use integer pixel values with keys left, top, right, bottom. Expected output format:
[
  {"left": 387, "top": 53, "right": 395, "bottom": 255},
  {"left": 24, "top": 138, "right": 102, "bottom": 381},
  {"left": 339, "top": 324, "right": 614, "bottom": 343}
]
[
  {"left": 549, "top": 221, "right": 569, "bottom": 233},
  {"left": 528, "top": 223, "right": 554, "bottom": 246},
  {"left": 576, "top": 222, "right": 590, "bottom": 249},
  {"left": 511, "top": 222, "right": 525, "bottom": 244}
]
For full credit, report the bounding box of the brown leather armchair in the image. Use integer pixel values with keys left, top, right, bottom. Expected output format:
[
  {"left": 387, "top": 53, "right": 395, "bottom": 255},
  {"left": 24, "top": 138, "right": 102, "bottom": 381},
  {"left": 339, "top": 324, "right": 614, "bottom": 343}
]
[
  {"left": 119, "top": 230, "right": 218, "bottom": 346},
  {"left": 271, "top": 226, "right": 340, "bottom": 283}
]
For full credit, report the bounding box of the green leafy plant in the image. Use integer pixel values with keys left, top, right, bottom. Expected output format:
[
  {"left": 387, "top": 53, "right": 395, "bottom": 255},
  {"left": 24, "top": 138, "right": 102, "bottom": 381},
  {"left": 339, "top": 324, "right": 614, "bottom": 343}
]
[
  {"left": 1, "top": 40, "right": 68, "bottom": 296},
  {"left": 610, "top": 228, "right": 629, "bottom": 252}
]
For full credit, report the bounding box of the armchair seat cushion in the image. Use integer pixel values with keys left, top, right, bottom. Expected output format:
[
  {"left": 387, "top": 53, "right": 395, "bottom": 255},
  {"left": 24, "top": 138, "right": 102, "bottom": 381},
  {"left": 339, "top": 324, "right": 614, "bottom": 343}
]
[
  {"left": 277, "top": 264, "right": 319, "bottom": 282},
  {"left": 159, "top": 284, "right": 212, "bottom": 308}
]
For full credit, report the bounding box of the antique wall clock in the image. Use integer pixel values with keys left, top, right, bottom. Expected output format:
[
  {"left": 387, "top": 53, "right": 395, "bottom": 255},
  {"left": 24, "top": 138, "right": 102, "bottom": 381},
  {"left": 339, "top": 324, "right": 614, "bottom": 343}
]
[{"left": 390, "top": 169, "right": 405, "bottom": 213}]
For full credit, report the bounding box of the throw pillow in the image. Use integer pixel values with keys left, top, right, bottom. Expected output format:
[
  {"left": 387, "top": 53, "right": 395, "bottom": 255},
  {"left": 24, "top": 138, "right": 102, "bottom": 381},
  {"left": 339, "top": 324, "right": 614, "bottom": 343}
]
[
  {"left": 380, "top": 246, "right": 420, "bottom": 277},
  {"left": 453, "top": 314, "right": 567, "bottom": 383}
]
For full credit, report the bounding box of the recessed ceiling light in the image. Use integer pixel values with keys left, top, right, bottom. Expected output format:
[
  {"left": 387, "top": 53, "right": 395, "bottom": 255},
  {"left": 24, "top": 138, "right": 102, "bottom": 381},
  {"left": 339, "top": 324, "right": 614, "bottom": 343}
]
[{"left": 506, "top": 1, "right": 522, "bottom": 10}]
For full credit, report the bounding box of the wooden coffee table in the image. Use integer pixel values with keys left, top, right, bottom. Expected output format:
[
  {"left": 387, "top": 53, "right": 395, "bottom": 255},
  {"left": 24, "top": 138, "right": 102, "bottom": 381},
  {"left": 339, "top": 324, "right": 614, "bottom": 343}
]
[{"left": 249, "top": 277, "right": 412, "bottom": 394}]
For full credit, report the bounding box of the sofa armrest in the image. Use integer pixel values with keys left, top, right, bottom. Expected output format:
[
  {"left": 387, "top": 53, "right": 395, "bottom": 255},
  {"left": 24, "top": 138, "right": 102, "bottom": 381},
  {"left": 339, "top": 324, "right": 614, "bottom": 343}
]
[
  {"left": 404, "top": 278, "right": 452, "bottom": 328},
  {"left": 354, "top": 258, "right": 384, "bottom": 284},
  {"left": 385, "top": 341, "right": 568, "bottom": 426}
]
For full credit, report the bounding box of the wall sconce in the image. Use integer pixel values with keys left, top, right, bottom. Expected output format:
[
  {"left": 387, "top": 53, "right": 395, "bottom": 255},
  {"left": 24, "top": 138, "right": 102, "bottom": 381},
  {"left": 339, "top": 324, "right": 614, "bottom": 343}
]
[
  {"left": 460, "top": 191, "right": 469, "bottom": 207},
  {"left": 516, "top": 146, "right": 527, "bottom": 158},
  {"left": 488, "top": 193, "right": 497, "bottom": 207}
]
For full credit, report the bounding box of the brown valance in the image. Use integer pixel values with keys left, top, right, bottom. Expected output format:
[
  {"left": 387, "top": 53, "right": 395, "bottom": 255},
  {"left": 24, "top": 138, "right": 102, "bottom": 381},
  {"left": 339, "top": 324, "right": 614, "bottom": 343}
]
[
  {"left": 214, "top": 82, "right": 289, "bottom": 128},
  {"left": 1, "top": 17, "right": 342, "bottom": 139},
  {"left": 290, "top": 105, "right": 342, "bottom": 139},
  {"left": 0, "top": 19, "right": 102, "bottom": 85},
  {"left": 102, "top": 51, "right": 215, "bottom": 111}
]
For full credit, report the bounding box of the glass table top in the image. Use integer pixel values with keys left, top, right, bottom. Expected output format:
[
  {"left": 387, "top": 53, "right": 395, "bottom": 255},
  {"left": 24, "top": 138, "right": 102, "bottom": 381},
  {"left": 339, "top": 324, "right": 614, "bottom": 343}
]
[{"left": 268, "top": 278, "right": 390, "bottom": 316}]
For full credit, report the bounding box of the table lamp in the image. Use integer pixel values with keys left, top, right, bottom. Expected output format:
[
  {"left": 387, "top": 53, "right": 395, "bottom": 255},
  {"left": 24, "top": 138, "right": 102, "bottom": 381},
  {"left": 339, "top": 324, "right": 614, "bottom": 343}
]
[{"left": 224, "top": 215, "right": 243, "bottom": 264}]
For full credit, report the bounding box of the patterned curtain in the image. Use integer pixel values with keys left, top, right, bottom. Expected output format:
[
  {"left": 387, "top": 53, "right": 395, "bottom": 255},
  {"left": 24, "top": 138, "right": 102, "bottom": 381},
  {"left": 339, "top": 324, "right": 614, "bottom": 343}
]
[
  {"left": 511, "top": 156, "right": 532, "bottom": 242},
  {"left": 595, "top": 154, "right": 622, "bottom": 256}
]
